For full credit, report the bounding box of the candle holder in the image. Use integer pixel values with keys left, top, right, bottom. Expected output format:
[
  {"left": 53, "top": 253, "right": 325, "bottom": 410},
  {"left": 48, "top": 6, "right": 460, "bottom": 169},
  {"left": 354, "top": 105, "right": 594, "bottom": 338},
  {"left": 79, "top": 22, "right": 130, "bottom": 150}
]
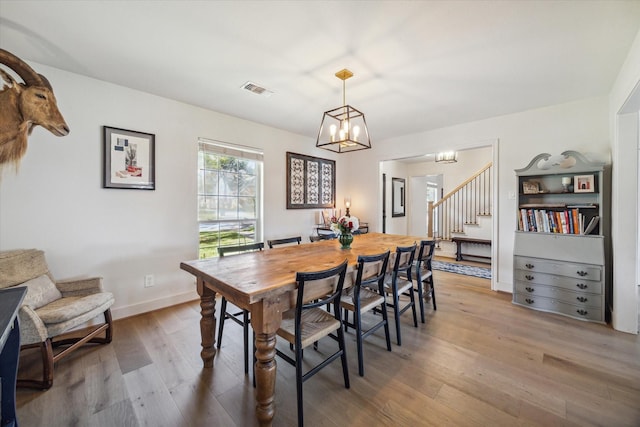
[{"left": 561, "top": 177, "right": 572, "bottom": 193}]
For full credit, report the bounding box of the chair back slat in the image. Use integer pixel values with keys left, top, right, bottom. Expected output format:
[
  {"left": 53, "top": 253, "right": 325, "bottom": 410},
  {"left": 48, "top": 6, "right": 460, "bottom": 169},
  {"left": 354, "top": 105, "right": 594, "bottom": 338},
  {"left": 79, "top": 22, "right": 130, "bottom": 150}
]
[
  {"left": 352, "top": 251, "right": 391, "bottom": 303},
  {"left": 295, "top": 260, "right": 348, "bottom": 312},
  {"left": 392, "top": 244, "right": 417, "bottom": 274},
  {"left": 268, "top": 236, "right": 302, "bottom": 248},
  {"left": 218, "top": 242, "right": 264, "bottom": 257}
]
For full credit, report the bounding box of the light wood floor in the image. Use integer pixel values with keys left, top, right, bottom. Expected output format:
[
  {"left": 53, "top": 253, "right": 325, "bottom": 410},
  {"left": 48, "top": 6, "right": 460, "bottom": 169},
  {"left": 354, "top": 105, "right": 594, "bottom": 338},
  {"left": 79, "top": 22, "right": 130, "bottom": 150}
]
[{"left": 15, "top": 268, "right": 640, "bottom": 426}]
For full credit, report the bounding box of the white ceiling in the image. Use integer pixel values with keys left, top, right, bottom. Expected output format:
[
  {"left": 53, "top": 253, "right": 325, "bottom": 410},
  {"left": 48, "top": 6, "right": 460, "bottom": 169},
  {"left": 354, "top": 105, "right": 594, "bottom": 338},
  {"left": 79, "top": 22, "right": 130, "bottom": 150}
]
[{"left": 1, "top": 1, "right": 639, "bottom": 142}]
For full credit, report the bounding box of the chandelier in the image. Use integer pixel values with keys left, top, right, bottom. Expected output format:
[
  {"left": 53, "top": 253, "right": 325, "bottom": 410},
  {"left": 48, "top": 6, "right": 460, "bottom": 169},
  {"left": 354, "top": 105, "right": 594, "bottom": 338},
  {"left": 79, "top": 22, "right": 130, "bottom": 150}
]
[
  {"left": 435, "top": 151, "right": 458, "bottom": 163},
  {"left": 316, "top": 69, "right": 371, "bottom": 153}
]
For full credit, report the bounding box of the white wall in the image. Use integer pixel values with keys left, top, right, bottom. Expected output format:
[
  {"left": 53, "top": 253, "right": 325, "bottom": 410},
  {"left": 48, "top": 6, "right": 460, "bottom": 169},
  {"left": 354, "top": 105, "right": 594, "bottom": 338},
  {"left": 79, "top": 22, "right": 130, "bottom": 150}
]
[
  {"left": 379, "top": 160, "right": 408, "bottom": 235},
  {"left": 345, "top": 97, "right": 610, "bottom": 294},
  {"left": 0, "top": 63, "right": 347, "bottom": 319},
  {"left": 609, "top": 27, "right": 640, "bottom": 333}
]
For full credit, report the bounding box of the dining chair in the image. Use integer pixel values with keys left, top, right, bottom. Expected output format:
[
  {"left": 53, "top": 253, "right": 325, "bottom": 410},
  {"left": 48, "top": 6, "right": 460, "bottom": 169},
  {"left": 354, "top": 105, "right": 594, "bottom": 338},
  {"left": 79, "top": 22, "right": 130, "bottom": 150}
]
[
  {"left": 267, "top": 236, "right": 302, "bottom": 248},
  {"left": 384, "top": 243, "right": 418, "bottom": 346},
  {"left": 340, "top": 250, "right": 391, "bottom": 376},
  {"left": 275, "top": 260, "right": 349, "bottom": 427},
  {"left": 399, "top": 240, "right": 437, "bottom": 323},
  {"left": 217, "top": 242, "right": 264, "bottom": 375}
]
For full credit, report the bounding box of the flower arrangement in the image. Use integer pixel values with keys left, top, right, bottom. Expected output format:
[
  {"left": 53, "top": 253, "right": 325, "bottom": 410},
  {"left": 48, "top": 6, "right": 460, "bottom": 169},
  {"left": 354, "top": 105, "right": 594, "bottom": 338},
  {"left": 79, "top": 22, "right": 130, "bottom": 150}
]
[{"left": 330, "top": 215, "right": 359, "bottom": 235}]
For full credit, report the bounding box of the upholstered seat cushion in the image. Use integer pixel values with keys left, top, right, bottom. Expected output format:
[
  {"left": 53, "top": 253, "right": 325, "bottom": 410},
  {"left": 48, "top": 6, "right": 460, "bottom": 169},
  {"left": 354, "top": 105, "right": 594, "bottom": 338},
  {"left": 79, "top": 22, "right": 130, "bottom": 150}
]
[
  {"left": 34, "top": 292, "right": 115, "bottom": 338},
  {"left": 20, "top": 274, "right": 62, "bottom": 309}
]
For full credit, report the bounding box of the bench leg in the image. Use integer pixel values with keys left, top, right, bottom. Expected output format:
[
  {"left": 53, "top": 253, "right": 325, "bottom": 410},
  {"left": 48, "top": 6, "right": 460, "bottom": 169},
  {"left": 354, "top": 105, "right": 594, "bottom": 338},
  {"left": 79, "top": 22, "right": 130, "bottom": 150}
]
[{"left": 456, "top": 242, "right": 463, "bottom": 261}]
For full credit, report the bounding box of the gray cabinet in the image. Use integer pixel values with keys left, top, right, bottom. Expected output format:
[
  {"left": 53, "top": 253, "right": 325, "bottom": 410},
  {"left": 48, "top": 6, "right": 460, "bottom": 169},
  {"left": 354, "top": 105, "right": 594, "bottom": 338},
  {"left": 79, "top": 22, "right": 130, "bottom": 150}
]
[{"left": 513, "top": 151, "right": 610, "bottom": 323}]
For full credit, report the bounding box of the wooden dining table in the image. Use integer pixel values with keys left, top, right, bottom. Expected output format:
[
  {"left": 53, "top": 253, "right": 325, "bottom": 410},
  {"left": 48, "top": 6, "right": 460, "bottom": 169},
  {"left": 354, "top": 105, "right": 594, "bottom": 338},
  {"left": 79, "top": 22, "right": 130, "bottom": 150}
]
[{"left": 179, "top": 232, "right": 424, "bottom": 426}]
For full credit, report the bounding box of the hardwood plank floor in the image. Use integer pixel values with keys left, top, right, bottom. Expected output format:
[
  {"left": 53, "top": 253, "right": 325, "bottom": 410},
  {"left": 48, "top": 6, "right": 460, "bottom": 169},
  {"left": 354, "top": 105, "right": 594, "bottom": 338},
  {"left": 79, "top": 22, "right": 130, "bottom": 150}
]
[{"left": 15, "top": 268, "right": 640, "bottom": 426}]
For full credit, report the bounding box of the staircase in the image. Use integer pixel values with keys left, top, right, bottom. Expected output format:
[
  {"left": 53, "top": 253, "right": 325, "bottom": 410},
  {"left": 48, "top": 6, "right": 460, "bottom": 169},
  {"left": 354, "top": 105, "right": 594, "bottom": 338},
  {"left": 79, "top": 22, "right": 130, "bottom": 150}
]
[{"left": 428, "top": 162, "right": 493, "bottom": 242}]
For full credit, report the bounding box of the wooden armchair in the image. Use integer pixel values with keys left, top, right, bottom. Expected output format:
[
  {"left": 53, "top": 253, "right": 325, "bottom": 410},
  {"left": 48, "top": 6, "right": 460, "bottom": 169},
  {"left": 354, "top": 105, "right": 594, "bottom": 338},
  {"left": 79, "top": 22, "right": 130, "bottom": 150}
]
[{"left": 0, "top": 249, "right": 114, "bottom": 389}]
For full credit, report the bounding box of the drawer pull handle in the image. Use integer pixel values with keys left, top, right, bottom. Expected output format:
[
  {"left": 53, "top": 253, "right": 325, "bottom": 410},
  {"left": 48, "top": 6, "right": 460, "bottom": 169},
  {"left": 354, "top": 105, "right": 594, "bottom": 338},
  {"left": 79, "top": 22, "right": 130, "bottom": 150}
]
[
  {"left": 577, "top": 271, "right": 588, "bottom": 277},
  {"left": 576, "top": 296, "right": 588, "bottom": 303},
  {"left": 525, "top": 263, "right": 534, "bottom": 269},
  {"left": 576, "top": 283, "right": 588, "bottom": 290},
  {"left": 576, "top": 309, "right": 588, "bottom": 316},
  {"left": 525, "top": 298, "right": 535, "bottom": 304},
  {"left": 525, "top": 275, "right": 534, "bottom": 281},
  {"left": 525, "top": 287, "right": 534, "bottom": 292}
]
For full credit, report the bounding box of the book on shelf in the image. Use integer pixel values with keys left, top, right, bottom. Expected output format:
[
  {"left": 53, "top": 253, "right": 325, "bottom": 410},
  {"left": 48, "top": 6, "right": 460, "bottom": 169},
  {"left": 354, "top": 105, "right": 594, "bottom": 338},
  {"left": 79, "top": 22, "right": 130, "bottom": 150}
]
[
  {"left": 517, "top": 207, "right": 587, "bottom": 234},
  {"left": 583, "top": 216, "right": 600, "bottom": 235}
]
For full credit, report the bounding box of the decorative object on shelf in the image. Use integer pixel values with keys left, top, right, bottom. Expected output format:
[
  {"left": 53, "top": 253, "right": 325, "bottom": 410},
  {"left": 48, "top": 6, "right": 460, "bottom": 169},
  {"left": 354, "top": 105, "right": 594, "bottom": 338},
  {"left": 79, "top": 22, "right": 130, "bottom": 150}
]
[
  {"left": 286, "top": 152, "right": 335, "bottom": 209},
  {"left": 103, "top": 126, "right": 155, "bottom": 190},
  {"left": 522, "top": 180, "right": 540, "bottom": 194},
  {"left": 0, "top": 49, "right": 70, "bottom": 168},
  {"left": 561, "top": 176, "right": 572, "bottom": 192},
  {"left": 316, "top": 69, "right": 371, "bottom": 153},
  {"left": 330, "top": 215, "right": 359, "bottom": 249},
  {"left": 574, "top": 175, "right": 595, "bottom": 193},
  {"left": 435, "top": 151, "right": 458, "bottom": 163},
  {"left": 344, "top": 196, "right": 351, "bottom": 217},
  {"left": 392, "top": 177, "right": 406, "bottom": 217}
]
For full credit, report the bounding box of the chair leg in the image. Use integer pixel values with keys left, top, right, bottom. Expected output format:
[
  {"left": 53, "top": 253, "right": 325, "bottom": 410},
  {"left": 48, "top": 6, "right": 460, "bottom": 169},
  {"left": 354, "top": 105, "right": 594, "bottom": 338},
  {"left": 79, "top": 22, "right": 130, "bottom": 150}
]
[
  {"left": 392, "top": 288, "right": 402, "bottom": 346},
  {"left": 243, "top": 310, "right": 249, "bottom": 374},
  {"left": 295, "top": 340, "right": 304, "bottom": 427},
  {"left": 17, "top": 339, "right": 54, "bottom": 390},
  {"left": 217, "top": 297, "right": 227, "bottom": 349},
  {"left": 104, "top": 309, "right": 113, "bottom": 343},
  {"left": 355, "top": 310, "right": 364, "bottom": 377},
  {"left": 337, "top": 321, "right": 350, "bottom": 389},
  {"left": 409, "top": 287, "right": 418, "bottom": 328},
  {"left": 381, "top": 301, "right": 392, "bottom": 352},
  {"left": 416, "top": 279, "right": 425, "bottom": 324},
  {"left": 431, "top": 279, "right": 437, "bottom": 310}
]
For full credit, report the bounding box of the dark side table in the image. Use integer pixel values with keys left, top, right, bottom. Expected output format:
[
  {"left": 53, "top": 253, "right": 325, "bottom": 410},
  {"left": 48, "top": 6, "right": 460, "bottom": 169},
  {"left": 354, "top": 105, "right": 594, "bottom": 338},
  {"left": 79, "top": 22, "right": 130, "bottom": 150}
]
[{"left": 0, "top": 287, "right": 26, "bottom": 427}]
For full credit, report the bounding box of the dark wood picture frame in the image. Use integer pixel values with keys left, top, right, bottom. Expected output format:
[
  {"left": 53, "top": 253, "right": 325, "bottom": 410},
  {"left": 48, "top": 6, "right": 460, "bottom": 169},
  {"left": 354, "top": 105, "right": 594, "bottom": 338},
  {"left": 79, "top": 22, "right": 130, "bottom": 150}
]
[
  {"left": 103, "top": 126, "right": 155, "bottom": 190},
  {"left": 286, "top": 152, "right": 335, "bottom": 209},
  {"left": 392, "top": 177, "right": 406, "bottom": 217}
]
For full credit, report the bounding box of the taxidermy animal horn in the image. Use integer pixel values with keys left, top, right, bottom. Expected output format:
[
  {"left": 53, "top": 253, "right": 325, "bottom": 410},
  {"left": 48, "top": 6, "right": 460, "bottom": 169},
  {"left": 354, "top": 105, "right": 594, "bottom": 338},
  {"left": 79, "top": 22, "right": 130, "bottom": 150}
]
[{"left": 0, "top": 48, "right": 70, "bottom": 168}]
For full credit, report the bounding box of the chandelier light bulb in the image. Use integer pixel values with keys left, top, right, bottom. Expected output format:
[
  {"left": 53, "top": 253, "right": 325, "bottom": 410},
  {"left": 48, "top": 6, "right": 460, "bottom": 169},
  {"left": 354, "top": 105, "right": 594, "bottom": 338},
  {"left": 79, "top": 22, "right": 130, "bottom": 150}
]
[{"left": 353, "top": 125, "right": 360, "bottom": 141}]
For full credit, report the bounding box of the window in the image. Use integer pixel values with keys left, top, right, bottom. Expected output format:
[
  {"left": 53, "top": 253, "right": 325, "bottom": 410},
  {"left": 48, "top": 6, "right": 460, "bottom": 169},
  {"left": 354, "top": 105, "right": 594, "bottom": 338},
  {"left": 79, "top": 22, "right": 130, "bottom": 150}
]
[{"left": 198, "top": 139, "right": 263, "bottom": 258}]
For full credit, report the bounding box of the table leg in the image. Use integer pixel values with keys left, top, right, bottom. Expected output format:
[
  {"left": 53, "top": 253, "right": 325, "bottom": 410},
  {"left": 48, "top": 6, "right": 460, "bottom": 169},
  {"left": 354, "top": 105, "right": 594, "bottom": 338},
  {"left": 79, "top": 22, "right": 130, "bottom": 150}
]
[
  {"left": 196, "top": 279, "right": 217, "bottom": 367},
  {"left": 251, "top": 296, "right": 287, "bottom": 427}
]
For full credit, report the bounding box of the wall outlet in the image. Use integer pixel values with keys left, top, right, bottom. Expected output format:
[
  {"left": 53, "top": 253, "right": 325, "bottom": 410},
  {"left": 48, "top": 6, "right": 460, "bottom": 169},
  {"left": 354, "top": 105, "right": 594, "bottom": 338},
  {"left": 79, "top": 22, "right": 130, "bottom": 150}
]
[{"left": 144, "top": 274, "right": 154, "bottom": 288}]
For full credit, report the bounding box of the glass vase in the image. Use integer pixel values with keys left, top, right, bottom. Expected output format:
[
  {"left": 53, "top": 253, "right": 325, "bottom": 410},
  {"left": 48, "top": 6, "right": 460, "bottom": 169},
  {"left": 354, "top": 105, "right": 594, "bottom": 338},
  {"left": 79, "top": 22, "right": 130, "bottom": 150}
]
[{"left": 338, "top": 232, "right": 353, "bottom": 249}]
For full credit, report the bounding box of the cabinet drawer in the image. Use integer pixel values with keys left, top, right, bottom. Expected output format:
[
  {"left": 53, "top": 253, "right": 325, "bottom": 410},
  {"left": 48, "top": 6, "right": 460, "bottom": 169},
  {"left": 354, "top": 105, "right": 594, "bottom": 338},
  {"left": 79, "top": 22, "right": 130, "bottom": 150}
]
[
  {"left": 514, "top": 282, "right": 602, "bottom": 308},
  {"left": 514, "top": 256, "right": 601, "bottom": 281},
  {"left": 514, "top": 270, "right": 602, "bottom": 295},
  {"left": 513, "top": 293, "right": 604, "bottom": 322}
]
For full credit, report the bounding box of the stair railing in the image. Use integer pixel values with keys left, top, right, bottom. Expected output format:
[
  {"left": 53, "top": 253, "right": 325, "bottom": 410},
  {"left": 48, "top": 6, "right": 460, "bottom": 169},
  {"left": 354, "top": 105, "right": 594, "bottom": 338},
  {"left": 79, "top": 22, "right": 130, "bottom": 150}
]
[{"left": 428, "top": 162, "right": 492, "bottom": 241}]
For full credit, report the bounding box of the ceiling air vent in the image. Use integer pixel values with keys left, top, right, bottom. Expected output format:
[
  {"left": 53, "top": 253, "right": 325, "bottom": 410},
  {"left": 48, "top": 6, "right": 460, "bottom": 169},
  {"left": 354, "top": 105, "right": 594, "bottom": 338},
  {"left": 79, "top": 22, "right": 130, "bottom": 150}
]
[{"left": 241, "top": 81, "right": 273, "bottom": 97}]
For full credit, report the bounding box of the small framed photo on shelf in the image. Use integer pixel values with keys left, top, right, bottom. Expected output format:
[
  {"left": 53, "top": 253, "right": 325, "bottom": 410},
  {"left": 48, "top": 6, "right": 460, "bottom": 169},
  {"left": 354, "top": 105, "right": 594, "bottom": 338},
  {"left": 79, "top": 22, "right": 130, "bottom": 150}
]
[
  {"left": 574, "top": 175, "right": 594, "bottom": 193},
  {"left": 522, "top": 181, "right": 540, "bottom": 194}
]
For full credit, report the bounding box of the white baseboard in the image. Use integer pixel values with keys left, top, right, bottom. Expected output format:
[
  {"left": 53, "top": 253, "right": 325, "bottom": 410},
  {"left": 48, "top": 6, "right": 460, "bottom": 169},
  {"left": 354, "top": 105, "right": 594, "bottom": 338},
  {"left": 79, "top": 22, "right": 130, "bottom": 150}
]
[{"left": 111, "top": 290, "right": 199, "bottom": 320}]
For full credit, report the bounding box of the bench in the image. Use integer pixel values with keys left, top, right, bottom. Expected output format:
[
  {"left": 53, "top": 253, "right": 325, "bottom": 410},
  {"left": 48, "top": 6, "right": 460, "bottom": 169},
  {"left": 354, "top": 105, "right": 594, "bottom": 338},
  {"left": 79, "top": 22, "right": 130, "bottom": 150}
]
[{"left": 451, "top": 237, "right": 491, "bottom": 263}]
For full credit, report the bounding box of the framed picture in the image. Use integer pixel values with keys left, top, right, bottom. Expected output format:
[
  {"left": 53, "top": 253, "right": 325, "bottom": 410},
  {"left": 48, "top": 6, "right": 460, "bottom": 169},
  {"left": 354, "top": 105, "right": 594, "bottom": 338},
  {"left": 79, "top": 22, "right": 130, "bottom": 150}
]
[
  {"left": 286, "top": 152, "right": 335, "bottom": 209},
  {"left": 574, "top": 175, "right": 595, "bottom": 193},
  {"left": 392, "top": 177, "right": 405, "bottom": 217},
  {"left": 522, "top": 180, "right": 540, "bottom": 194},
  {"left": 103, "top": 126, "right": 155, "bottom": 190}
]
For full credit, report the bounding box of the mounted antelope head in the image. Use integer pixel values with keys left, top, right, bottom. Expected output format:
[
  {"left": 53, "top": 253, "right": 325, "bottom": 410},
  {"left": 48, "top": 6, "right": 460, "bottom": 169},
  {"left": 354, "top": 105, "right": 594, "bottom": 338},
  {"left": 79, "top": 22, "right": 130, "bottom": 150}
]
[{"left": 0, "top": 49, "right": 69, "bottom": 168}]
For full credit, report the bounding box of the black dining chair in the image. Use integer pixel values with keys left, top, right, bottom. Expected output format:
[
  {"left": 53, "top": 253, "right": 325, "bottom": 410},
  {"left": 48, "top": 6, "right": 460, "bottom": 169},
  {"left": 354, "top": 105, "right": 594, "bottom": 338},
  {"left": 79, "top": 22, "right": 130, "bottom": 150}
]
[
  {"left": 267, "top": 236, "right": 302, "bottom": 248},
  {"left": 217, "top": 242, "right": 264, "bottom": 375},
  {"left": 275, "top": 260, "right": 349, "bottom": 427},
  {"left": 384, "top": 243, "right": 418, "bottom": 346},
  {"left": 340, "top": 250, "right": 391, "bottom": 376},
  {"left": 399, "top": 240, "right": 437, "bottom": 323}
]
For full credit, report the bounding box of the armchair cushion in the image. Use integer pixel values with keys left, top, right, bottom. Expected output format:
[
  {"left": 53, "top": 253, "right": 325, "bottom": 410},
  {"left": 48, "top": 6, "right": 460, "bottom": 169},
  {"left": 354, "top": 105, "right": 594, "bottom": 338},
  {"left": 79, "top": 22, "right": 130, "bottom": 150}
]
[
  {"left": 21, "top": 274, "right": 62, "bottom": 309},
  {"left": 37, "top": 293, "right": 115, "bottom": 338}
]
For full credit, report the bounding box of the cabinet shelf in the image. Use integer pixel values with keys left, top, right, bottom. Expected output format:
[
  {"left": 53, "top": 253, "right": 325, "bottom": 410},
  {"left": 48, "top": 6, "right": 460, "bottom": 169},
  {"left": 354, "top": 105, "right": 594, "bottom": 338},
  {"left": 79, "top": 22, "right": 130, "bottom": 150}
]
[{"left": 513, "top": 151, "right": 609, "bottom": 324}]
